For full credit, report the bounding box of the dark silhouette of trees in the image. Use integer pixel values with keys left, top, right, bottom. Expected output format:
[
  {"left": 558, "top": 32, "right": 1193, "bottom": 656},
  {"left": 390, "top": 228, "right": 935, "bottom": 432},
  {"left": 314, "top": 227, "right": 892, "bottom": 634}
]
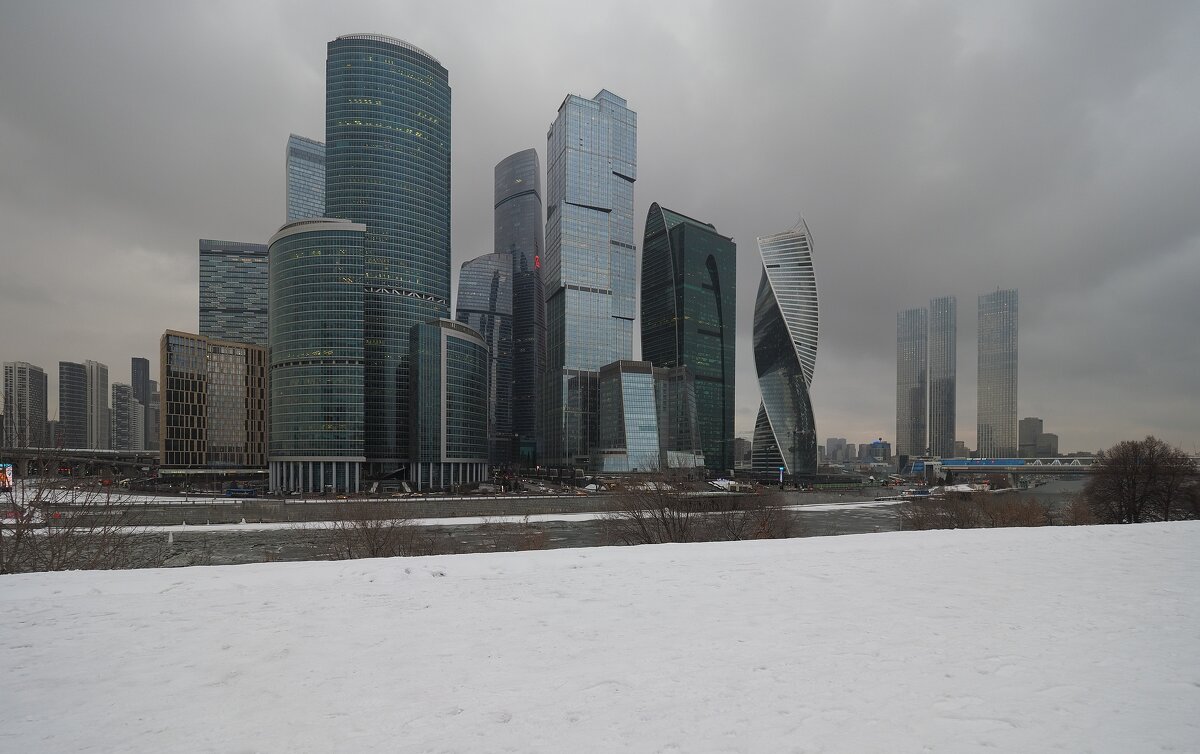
[{"left": 1084, "top": 436, "right": 1199, "bottom": 524}]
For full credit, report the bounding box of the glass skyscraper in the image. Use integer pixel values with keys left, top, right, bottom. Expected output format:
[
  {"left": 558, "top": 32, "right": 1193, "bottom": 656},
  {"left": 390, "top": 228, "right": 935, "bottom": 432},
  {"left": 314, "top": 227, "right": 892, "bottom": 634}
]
[
  {"left": 268, "top": 219, "right": 366, "bottom": 494},
  {"left": 456, "top": 252, "right": 513, "bottom": 466},
  {"left": 641, "top": 203, "right": 736, "bottom": 473},
  {"left": 57, "top": 361, "right": 87, "bottom": 448},
  {"left": 3, "top": 362, "right": 47, "bottom": 448},
  {"left": 978, "top": 288, "right": 1018, "bottom": 457},
  {"left": 896, "top": 307, "right": 928, "bottom": 458},
  {"left": 543, "top": 90, "right": 636, "bottom": 468},
  {"left": 750, "top": 223, "right": 819, "bottom": 478},
  {"left": 325, "top": 34, "right": 451, "bottom": 476},
  {"left": 285, "top": 134, "right": 325, "bottom": 222},
  {"left": 928, "top": 296, "right": 957, "bottom": 458},
  {"left": 131, "top": 356, "right": 151, "bottom": 451},
  {"left": 199, "top": 239, "right": 269, "bottom": 346},
  {"left": 409, "top": 319, "right": 489, "bottom": 490},
  {"left": 494, "top": 149, "right": 545, "bottom": 466}
]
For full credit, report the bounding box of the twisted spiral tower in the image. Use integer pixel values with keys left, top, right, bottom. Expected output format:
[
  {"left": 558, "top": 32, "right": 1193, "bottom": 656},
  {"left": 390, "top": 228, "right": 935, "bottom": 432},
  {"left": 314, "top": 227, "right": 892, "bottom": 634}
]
[{"left": 751, "top": 221, "right": 819, "bottom": 477}]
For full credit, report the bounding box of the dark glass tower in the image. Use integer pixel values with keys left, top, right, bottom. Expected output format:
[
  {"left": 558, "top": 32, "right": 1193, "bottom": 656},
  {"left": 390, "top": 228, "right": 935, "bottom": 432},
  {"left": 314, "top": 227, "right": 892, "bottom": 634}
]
[
  {"left": 58, "top": 361, "right": 87, "bottom": 448},
  {"left": 456, "top": 252, "right": 513, "bottom": 466},
  {"left": 928, "top": 296, "right": 957, "bottom": 458},
  {"left": 131, "top": 356, "right": 150, "bottom": 450},
  {"left": 199, "top": 239, "right": 269, "bottom": 346},
  {"left": 267, "top": 219, "right": 367, "bottom": 494},
  {"left": 641, "top": 203, "right": 736, "bottom": 473},
  {"left": 495, "top": 149, "right": 545, "bottom": 466},
  {"left": 325, "top": 34, "right": 451, "bottom": 476},
  {"left": 896, "top": 307, "right": 928, "bottom": 458},
  {"left": 409, "top": 319, "right": 489, "bottom": 490}
]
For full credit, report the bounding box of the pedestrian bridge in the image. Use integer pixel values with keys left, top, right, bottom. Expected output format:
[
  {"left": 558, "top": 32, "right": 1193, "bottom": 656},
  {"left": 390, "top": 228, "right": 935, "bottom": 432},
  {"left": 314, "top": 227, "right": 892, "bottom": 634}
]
[{"left": 930, "top": 458, "right": 1099, "bottom": 475}]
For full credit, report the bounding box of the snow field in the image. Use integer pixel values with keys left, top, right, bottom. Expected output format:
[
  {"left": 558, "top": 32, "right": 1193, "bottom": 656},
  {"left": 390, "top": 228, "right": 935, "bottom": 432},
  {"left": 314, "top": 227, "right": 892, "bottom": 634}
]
[{"left": 2, "top": 522, "right": 1198, "bottom": 752}]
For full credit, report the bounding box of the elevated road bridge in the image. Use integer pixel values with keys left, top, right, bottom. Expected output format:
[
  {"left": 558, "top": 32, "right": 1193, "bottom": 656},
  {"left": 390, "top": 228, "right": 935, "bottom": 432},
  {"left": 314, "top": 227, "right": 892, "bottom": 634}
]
[{"left": 0, "top": 447, "right": 158, "bottom": 477}]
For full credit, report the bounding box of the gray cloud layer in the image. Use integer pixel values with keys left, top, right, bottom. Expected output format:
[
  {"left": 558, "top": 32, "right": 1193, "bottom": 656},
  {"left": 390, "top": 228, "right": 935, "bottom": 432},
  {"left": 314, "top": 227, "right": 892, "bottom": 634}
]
[{"left": 2, "top": 0, "right": 1198, "bottom": 453}]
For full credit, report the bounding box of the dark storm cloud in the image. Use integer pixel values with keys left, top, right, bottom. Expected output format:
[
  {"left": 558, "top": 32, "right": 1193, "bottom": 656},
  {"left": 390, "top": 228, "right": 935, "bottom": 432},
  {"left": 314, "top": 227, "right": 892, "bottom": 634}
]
[{"left": 2, "top": 0, "right": 1197, "bottom": 453}]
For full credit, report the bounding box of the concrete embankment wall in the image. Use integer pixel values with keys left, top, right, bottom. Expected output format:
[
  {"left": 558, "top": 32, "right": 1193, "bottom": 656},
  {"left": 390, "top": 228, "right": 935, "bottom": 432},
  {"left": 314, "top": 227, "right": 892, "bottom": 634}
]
[{"left": 61, "top": 495, "right": 635, "bottom": 526}]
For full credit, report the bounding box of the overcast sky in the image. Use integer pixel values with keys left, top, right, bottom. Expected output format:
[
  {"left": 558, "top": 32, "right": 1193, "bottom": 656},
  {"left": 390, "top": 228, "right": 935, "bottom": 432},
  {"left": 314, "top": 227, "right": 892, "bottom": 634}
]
[{"left": 2, "top": 0, "right": 1198, "bottom": 454}]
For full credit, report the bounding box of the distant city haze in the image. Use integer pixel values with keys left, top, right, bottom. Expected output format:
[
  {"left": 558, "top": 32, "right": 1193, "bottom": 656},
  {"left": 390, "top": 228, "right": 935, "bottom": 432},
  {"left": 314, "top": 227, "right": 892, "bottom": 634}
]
[{"left": 1, "top": 1, "right": 1198, "bottom": 453}]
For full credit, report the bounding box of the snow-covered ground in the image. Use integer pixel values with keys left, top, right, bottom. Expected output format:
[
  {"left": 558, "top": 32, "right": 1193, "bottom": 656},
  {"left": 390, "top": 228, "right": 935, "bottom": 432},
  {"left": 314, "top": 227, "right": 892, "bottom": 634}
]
[{"left": 2, "top": 523, "right": 1197, "bottom": 753}]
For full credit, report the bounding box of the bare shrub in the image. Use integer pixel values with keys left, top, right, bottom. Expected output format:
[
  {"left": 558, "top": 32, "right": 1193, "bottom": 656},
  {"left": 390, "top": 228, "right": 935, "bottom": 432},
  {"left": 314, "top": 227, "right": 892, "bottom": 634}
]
[
  {"left": 1, "top": 471, "right": 152, "bottom": 574},
  {"left": 601, "top": 481, "right": 800, "bottom": 546},
  {"left": 1062, "top": 495, "right": 1097, "bottom": 526},
  {"left": 900, "top": 494, "right": 1052, "bottom": 532},
  {"left": 478, "top": 516, "right": 548, "bottom": 552},
  {"left": 326, "top": 503, "right": 457, "bottom": 560}
]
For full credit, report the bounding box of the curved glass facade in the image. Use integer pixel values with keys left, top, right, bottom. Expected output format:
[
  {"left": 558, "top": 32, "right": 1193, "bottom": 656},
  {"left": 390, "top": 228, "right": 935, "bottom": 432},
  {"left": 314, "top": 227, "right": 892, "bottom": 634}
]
[
  {"left": 495, "top": 149, "right": 545, "bottom": 466},
  {"left": 325, "top": 34, "right": 451, "bottom": 474},
  {"left": 640, "top": 203, "right": 736, "bottom": 473},
  {"left": 751, "top": 223, "right": 819, "bottom": 477},
  {"left": 456, "top": 252, "right": 513, "bottom": 466},
  {"left": 410, "top": 320, "right": 489, "bottom": 490},
  {"left": 267, "top": 219, "right": 366, "bottom": 493}
]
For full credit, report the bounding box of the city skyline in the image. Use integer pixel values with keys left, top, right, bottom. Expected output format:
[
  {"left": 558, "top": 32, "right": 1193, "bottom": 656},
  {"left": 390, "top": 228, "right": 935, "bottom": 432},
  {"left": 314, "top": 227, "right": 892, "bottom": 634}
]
[{"left": 2, "top": 2, "right": 1198, "bottom": 454}]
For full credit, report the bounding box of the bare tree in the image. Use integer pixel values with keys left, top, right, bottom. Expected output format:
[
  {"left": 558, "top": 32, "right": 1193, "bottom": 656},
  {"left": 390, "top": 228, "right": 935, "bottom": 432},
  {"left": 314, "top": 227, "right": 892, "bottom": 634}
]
[{"left": 1084, "top": 436, "right": 1199, "bottom": 524}]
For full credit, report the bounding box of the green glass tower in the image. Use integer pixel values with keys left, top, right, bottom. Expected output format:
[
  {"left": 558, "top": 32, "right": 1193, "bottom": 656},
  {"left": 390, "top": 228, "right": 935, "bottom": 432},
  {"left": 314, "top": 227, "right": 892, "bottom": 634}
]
[
  {"left": 325, "top": 34, "right": 451, "bottom": 477},
  {"left": 640, "top": 203, "right": 736, "bottom": 473}
]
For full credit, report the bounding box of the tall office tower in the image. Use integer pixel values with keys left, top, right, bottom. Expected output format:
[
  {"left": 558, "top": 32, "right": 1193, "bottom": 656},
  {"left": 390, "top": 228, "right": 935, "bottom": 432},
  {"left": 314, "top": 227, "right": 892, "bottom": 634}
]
[
  {"left": 199, "top": 239, "right": 269, "bottom": 346},
  {"left": 641, "top": 203, "right": 736, "bottom": 473},
  {"left": 978, "top": 288, "right": 1018, "bottom": 457},
  {"left": 325, "top": 34, "right": 451, "bottom": 477},
  {"left": 268, "top": 219, "right": 366, "bottom": 494},
  {"left": 160, "top": 330, "right": 268, "bottom": 471},
  {"left": 1018, "top": 416, "right": 1043, "bottom": 458},
  {"left": 750, "top": 223, "right": 819, "bottom": 478},
  {"left": 285, "top": 134, "right": 325, "bottom": 222},
  {"left": 825, "top": 437, "right": 847, "bottom": 463},
  {"left": 109, "top": 383, "right": 144, "bottom": 452},
  {"left": 57, "top": 361, "right": 87, "bottom": 448},
  {"left": 927, "top": 296, "right": 956, "bottom": 458},
  {"left": 543, "top": 90, "right": 637, "bottom": 468},
  {"left": 409, "top": 320, "right": 489, "bottom": 490},
  {"left": 146, "top": 380, "right": 160, "bottom": 451},
  {"left": 495, "top": 149, "right": 545, "bottom": 466},
  {"left": 456, "top": 252, "right": 513, "bottom": 467},
  {"left": 131, "top": 356, "right": 151, "bottom": 449},
  {"left": 896, "top": 307, "right": 928, "bottom": 458},
  {"left": 2, "top": 362, "right": 48, "bottom": 448},
  {"left": 84, "top": 360, "right": 109, "bottom": 449}
]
